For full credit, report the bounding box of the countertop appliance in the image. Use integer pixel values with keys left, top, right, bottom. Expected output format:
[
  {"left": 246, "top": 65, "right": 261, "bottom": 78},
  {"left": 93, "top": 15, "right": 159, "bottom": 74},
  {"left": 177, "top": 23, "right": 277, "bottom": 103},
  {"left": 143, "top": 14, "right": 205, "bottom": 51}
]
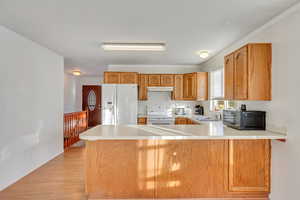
[
  {"left": 223, "top": 110, "right": 266, "bottom": 130},
  {"left": 147, "top": 104, "right": 175, "bottom": 125},
  {"left": 195, "top": 105, "right": 204, "bottom": 115},
  {"left": 102, "top": 84, "right": 137, "bottom": 125}
]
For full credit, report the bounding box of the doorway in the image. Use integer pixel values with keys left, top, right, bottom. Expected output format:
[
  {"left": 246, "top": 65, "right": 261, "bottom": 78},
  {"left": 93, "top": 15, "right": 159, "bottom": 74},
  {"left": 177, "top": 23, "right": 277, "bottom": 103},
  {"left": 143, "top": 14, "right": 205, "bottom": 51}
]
[{"left": 82, "top": 85, "right": 101, "bottom": 127}]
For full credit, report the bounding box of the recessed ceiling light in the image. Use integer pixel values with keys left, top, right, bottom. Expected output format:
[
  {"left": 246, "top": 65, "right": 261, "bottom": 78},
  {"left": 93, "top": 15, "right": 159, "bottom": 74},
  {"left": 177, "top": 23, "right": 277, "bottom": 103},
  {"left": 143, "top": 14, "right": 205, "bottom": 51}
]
[
  {"left": 102, "top": 43, "right": 166, "bottom": 51},
  {"left": 196, "top": 50, "right": 210, "bottom": 59},
  {"left": 72, "top": 70, "right": 81, "bottom": 76}
]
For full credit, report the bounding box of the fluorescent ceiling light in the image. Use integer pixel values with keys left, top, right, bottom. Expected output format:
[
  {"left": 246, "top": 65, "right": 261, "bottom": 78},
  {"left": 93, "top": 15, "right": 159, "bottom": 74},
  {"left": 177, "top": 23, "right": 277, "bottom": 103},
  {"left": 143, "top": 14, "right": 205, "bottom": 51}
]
[
  {"left": 72, "top": 70, "right": 81, "bottom": 76},
  {"left": 196, "top": 50, "right": 210, "bottom": 58},
  {"left": 102, "top": 43, "right": 166, "bottom": 51}
]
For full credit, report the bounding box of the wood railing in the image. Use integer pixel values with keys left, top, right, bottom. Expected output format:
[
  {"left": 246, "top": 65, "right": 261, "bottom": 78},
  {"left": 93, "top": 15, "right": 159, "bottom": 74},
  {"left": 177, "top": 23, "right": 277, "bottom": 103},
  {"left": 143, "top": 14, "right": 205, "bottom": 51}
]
[{"left": 64, "top": 111, "right": 88, "bottom": 149}]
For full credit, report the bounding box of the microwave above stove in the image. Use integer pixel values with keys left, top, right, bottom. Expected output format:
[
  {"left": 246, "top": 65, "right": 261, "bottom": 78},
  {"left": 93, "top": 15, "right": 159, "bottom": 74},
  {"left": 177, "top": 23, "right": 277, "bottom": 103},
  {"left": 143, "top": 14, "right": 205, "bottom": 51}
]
[{"left": 223, "top": 110, "right": 266, "bottom": 130}]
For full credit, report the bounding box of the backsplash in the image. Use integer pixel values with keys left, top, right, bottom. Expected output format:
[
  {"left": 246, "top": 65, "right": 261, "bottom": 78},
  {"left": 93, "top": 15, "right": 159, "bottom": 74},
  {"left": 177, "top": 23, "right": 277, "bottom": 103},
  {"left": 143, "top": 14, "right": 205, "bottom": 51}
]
[{"left": 138, "top": 92, "right": 200, "bottom": 115}]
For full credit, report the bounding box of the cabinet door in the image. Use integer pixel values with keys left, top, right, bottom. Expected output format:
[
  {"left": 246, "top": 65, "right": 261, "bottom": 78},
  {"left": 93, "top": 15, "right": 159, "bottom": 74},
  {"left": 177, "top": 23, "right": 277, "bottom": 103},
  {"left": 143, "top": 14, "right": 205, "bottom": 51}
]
[
  {"left": 173, "top": 75, "right": 183, "bottom": 100},
  {"left": 120, "top": 72, "right": 138, "bottom": 84},
  {"left": 138, "top": 74, "right": 148, "bottom": 100},
  {"left": 183, "top": 73, "right": 196, "bottom": 100},
  {"left": 196, "top": 72, "right": 208, "bottom": 100},
  {"left": 160, "top": 74, "right": 174, "bottom": 86},
  {"left": 86, "top": 140, "right": 156, "bottom": 198},
  {"left": 155, "top": 140, "right": 227, "bottom": 198},
  {"left": 148, "top": 74, "right": 161, "bottom": 86},
  {"left": 248, "top": 44, "right": 272, "bottom": 100},
  {"left": 234, "top": 46, "right": 248, "bottom": 100},
  {"left": 175, "top": 117, "right": 187, "bottom": 124},
  {"left": 224, "top": 54, "right": 235, "bottom": 100},
  {"left": 137, "top": 117, "right": 147, "bottom": 125},
  {"left": 229, "top": 140, "right": 270, "bottom": 192},
  {"left": 104, "top": 72, "right": 120, "bottom": 84}
]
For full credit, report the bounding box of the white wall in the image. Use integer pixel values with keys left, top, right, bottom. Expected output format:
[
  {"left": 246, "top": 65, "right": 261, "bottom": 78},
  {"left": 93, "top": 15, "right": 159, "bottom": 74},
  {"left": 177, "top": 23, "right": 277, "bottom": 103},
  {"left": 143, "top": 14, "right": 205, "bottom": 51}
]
[
  {"left": 0, "top": 26, "right": 64, "bottom": 190},
  {"left": 64, "top": 74, "right": 102, "bottom": 113},
  {"left": 64, "top": 73, "right": 77, "bottom": 113},
  {"left": 200, "top": 4, "right": 300, "bottom": 199}
]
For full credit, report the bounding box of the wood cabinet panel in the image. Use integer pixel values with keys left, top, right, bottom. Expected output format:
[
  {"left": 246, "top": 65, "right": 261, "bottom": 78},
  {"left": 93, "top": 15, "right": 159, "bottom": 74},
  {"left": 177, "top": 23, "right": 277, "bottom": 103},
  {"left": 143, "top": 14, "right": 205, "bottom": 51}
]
[
  {"left": 224, "top": 43, "right": 271, "bottom": 100},
  {"left": 224, "top": 54, "right": 235, "bottom": 100},
  {"left": 120, "top": 72, "right": 138, "bottom": 84},
  {"left": 172, "top": 74, "right": 183, "bottom": 100},
  {"left": 248, "top": 44, "right": 272, "bottom": 100},
  {"left": 183, "top": 73, "right": 196, "bottom": 100},
  {"left": 148, "top": 74, "right": 161, "bottom": 86},
  {"left": 138, "top": 74, "right": 148, "bottom": 100},
  {"left": 229, "top": 140, "right": 270, "bottom": 192},
  {"left": 160, "top": 74, "right": 174, "bottom": 86},
  {"left": 234, "top": 46, "right": 248, "bottom": 100},
  {"left": 104, "top": 72, "right": 121, "bottom": 84},
  {"left": 86, "top": 140, "right": 156, "bottom": 198},
  {"left": 85, "top": 140, "right": 270, "bottom": 199},
  {"left": 137, "top": 117, "right": 147, "bottom": 125},
  {"left": 196, "top": 72, "right": 208, "bottom": 100},
  {"left": 155, "top": 140, "right": 228, "bottom": 198},
  {"left": 175, "top": 117, "right": 187, "bottom": 124}
]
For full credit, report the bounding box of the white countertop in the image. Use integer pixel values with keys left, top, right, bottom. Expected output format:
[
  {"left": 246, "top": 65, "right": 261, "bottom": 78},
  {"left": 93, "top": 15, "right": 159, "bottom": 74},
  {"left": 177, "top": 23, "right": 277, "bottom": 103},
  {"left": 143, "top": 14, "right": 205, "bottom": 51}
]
[{"left": 79, "top": 121, "right": 287, "bottom": 141}]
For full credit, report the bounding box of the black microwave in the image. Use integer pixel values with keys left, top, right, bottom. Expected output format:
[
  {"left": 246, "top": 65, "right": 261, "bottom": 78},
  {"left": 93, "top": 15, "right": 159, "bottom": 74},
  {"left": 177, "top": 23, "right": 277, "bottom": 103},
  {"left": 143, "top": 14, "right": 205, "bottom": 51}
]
[{"left": 223, "top": 110, "right": 266, "bottom": 130}]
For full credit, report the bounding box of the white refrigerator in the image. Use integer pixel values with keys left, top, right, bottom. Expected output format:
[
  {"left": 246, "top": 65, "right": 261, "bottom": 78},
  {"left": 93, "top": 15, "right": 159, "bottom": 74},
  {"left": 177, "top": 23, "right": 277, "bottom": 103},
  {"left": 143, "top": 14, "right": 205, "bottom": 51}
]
[{"left": 102, "top": 84, "right": 138, "bottom": 125}]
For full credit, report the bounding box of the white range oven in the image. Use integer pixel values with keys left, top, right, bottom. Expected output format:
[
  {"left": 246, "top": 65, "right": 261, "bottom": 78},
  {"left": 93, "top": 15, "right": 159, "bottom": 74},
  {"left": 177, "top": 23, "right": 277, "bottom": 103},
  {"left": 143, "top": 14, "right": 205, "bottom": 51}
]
[{"left": 147, "top": 104, "right": 175, "bottom": 125}]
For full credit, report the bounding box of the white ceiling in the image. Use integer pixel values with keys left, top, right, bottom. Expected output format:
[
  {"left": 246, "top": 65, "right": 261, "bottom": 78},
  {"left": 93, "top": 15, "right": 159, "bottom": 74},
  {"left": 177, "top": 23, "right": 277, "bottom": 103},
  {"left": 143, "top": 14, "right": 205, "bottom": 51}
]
[{"left": 0, "top": 0, "right": 299, "bottom": 75}]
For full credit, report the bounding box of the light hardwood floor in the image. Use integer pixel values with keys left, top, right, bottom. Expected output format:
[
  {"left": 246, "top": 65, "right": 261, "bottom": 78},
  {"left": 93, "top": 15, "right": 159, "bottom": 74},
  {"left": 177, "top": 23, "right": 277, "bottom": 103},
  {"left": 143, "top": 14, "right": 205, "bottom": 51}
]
[{"left": 0, "top": 147, "right": 87, "bottom": 200}]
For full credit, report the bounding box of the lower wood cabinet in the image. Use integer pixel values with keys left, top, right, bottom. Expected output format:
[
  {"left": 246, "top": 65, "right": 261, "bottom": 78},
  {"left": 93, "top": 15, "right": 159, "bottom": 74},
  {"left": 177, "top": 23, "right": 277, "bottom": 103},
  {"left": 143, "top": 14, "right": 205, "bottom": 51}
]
[
  {"left": 175, "top": 117, "right": 200, "bottom": 125},
  {"left": 229, "top": 140, "right": 270, "bottom": 192},
  {"left": 86, "top": 140, "right": 270, "bottom": 199},
  {"left": 175, "top": 117, "right": 187, "bottom": 124},
  {"left": 137, "top": 117, "right": 147, "bottom": 125},
  {"left": 155, "top": 140, "right": 228, "bottom": 198}
]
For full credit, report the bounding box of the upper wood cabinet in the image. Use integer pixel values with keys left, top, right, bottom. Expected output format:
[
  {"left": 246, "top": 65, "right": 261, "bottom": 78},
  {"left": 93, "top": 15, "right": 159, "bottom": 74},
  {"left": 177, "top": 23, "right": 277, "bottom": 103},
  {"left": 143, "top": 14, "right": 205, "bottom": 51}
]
[
  {"left": 224, "top": 43, "right": 272, "bottom": 100},
  {"left": 172, "top": 74, "right": 183, "bottom": 100},
  {"left": 120, "top": 72, "right": 138, "bottom": 84},
  {"left": 104, "top": 72, "right": 121, "bottom": 84},
  {"left": 183, "top": 73, "right": 197, "bottom": 100},
  {"left": 104, "top": 72, "right": 137, "bottom": 84},
  {"left": 183, "top": 72, "right": 208, "bottom": 101},
  {"left": 224, "top": 54, "right": 235, "bottom": 100},
  {"left": 229, "top": 140, "right": 270, "bottom": 192},
  {"left": 196, "top": 72, "right": 208, "bottom": 101},
  {"left": 148, "top": 74, "right": 161, "bottom": 86},
  {"left": 103, "top": 71, "right": 208, "bottom": 101},
  {"left": 160, "top": 74, "right": 174, "bottom": 86},
  {"left": 138, "top": 74, "right": 148, "bottom": 100},
  {"left": 234, "top": 46, "right": 248, "bottom": 100}
]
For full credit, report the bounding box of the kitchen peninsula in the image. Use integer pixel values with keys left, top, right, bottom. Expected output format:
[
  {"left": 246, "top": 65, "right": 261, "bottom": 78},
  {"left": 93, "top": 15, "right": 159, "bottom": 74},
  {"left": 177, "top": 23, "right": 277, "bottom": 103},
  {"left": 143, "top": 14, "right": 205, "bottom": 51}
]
[{"left": 80, "top": 122, "right": 286, "bottom": 200}]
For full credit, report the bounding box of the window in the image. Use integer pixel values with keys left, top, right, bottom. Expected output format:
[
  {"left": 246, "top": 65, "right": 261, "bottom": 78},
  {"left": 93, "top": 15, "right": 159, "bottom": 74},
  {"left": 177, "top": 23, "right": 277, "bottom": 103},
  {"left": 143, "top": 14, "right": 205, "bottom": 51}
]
[
  {"left": 210, "top": 68, "right": 236, "bottom": 111},
  {"left": 210, "top": 68, "right": 224, "bottom": 99}
]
